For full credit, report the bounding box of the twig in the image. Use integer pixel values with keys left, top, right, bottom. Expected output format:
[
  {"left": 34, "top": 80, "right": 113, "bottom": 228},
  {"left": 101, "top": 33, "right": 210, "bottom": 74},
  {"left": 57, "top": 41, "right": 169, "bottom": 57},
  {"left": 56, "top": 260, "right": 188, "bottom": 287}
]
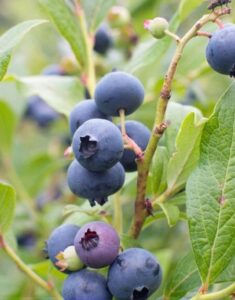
[{"left": 129, "top": 7, "right": 231, "bottom": 239}]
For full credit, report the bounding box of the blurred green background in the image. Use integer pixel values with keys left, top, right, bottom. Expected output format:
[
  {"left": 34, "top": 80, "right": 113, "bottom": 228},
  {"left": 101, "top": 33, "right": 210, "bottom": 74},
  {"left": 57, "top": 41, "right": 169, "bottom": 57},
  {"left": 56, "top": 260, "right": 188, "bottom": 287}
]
[{"left": 0, "top": 0, "right": 235, "bottom": 299}]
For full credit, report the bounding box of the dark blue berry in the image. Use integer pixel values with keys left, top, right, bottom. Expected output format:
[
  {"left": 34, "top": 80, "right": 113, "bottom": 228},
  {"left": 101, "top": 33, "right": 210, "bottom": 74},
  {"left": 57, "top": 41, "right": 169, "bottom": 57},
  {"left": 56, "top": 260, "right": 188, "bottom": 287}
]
[
  {"left": 95, "top": 71, "right": 145, "bottom": 116},
  {"left": 118, "top": 121, "right": 151, "bottom": 172},
  {"left": 42, "top": 64, "right": 66, "bottom": 76},
  {"left": 62, "top": 269, "right": 112, "bottom": 300},
  {"left": 94, "top": 26, "right": 112, "bottom": 55},
  {"left": 108, "top": 248, "right": 162, "bottom": 300},
  {"left": 25, "top": 95, "right": 59, "bottom": 127},
  {"left": 45, "top": 224, "right": 80, "bottom": 272},
  {"left": 74, "top": 221, "right": 120, "bottom": 268},
  {"left": 206, "top": 24, "right": 235, "bottom": 76},
  {"left": 69, "top": 100, "right": 112, "bottom": 136},
  {"left": 67, "top": 160, "right": 125, "bottom": 206},
  {"left": 72, "top": 119, "right": 123, "bottom": 171}
]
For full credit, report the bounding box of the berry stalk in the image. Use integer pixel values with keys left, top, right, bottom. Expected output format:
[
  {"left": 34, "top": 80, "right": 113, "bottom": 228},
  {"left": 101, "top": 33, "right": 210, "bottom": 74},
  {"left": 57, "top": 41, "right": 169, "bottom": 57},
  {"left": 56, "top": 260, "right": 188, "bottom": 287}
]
[
  {"left": 0, "top": 236, "right": 62, "bottom": 300},
  {"left": 129, "top": 7, "right": 231, "bottom": 239}
]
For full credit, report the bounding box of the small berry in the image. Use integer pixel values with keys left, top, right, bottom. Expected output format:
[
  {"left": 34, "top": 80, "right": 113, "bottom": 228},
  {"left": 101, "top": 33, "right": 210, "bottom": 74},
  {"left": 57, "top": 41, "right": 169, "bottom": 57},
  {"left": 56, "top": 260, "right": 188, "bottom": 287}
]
[
  {"left": 72, "top": 119, "right": 123, "bottom": 171},
  {"left": 144, "top": 17, "right": 169, "bottom": 39},
  {"left": 62, "top": 269, "right": 112, "bottom": 300},
  {"left": 74, "top": 221, "right": 120, "bottom": 268},
  {"left": 95, "top": 71, "right": 145, "bottom": 116},
  {"left": 69, "top": 100, "right": 112, "bottom": 136},
  {"left": 94, "top": 26, "right": 112, "bottom": 55},
  {"left": 67, "top": 160, "right": 125, "bottom": 206},
  {"left": 108, "top": 6, "right": 131, "bottom": 28},
  {"left": 108, "top": 248, "right": 162, "bottom": 300}
]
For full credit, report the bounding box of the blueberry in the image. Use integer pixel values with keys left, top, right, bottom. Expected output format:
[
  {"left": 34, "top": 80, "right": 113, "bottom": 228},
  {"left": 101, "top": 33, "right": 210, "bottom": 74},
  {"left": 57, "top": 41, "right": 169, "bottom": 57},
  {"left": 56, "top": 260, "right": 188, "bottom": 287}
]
[
  {"left": 94, "top": 26, "right": 112, "bottom": 55},
  {"left": 95, "top": 71, "right": 145, "bottom": 116},
  {"left": 74, "top": 221, "right": 120, "bottom": 268},
  {"left": 108, "top": 248, "right": 162, "bottom": 300},
  {"left": 118, "top": 121, "right": 151, "bottom": 172},
  {"left": 69, "top": 100, "right": 112, "bottom": 136},
  {"left": 67, "top": 160, "right": 125, "bottom": 206},
  {"left": 72, "top": 119, "right": 123, "bottom": 171},
  {"left": 62, "top": 269, "right": 112, "bottom": 300},
  {"left": 25, "top": 95, "right": 59, "bottom": 127},
  {"left": 42, "top": 64, "right": 67, "bottom": 76},
  {"left": 206, "top": 24, "right": 235, "bottom": 76},
  {"left": 45, "top": 224, "right": 80, "bottom": 272},
  {"left": 17, "top": 231, "right": 37, "bottom": 250}
]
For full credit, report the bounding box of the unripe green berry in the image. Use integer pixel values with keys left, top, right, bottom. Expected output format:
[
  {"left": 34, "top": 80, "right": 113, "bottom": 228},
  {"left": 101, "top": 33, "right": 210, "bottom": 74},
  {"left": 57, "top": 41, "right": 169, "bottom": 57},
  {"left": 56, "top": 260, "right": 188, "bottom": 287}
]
[
  {"left": 144, "top": 17, "right": 169, "bottom": 39},
  {"left": 55, "top": 245, "right": 84, "bottom": 272},
  {"left": 108, "top": 6, "right": 131, "bottom": 28}
]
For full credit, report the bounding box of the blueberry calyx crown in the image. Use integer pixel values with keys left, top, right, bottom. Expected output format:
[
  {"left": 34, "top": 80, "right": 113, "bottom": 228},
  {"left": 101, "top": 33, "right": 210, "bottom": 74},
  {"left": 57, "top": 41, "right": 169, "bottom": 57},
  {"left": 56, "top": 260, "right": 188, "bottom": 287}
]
[
  {"left": 89, "top": 197, "right": 108, "bottom": 207},
  {"left": 132, "top": 287, "right": 149, "bottom": 300},
  {"left": 79, "top": 135, "right": 98, "bottom": 158},
  {"left": 80, "top": 229, "right": 99, "bottom": 250}
]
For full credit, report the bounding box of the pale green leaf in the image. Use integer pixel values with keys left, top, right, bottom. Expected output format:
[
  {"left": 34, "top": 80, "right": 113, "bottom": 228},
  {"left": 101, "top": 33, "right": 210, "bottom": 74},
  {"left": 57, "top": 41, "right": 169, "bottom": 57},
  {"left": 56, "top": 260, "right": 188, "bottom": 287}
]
[
  {"left": 81, "top": 0, "right": 116, "bottom": 32},
  {"left": 163, "top": 102, "right": 203, "bottom": 155},
  {"left": 187, "top": 82, "right": 235, "bottom": 284},
  {"left": 0, "top": 182, "right": 16, "bottom": 233},
  {"left": 167, "top": 113, "right": 206, "bottom": 195},
  {"left": 151, "top": 146, "right": 169, "bottom": 196},
  {"left": 0, "top": 20, "right": 47, "bottom": 81},
  {"left": 164, "top": 252, "right": 201, "bottom": 300},
  {"left": 15, "top": 75, "right": 83, "bottom": 116},
  {"left": 179, "top": 0, "right": 204, "bottom": 20},
  {"left": 39, "top": 0, "right": 87, "bottom": 68},
  {"left": 158, "top": 203, "right": 180, "bottom": 227},
  {"left": 0, "top": 101, "right": 17, "bottom": 152},
  {"left": 216, "top": 255, "right": 235, "bottom": 283}
]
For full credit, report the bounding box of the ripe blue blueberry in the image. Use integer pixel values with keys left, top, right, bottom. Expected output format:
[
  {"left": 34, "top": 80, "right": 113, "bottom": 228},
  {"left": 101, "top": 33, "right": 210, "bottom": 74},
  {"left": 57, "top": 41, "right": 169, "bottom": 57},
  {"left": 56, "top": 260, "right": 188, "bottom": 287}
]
[
  {"left": 45, "top": 224, "right": 80, "bottom": 272},
  {"left": 95, "top": 71, "right": 145, "bottom": 116},
  {"left": 74, "top": 221, "right": 120, "bottom": 268},
  {"left": 69, "top": 100, "right": 112, "bottom": 136},
  {"left": 118, "top": 121, "right": 151, "bottom": 172},
  {"left": 25, "top": 95, "right": 59, "bottom": 127},
  {"left": 206, "top": 24, "right": 235, "bottom": 76},
  {"left": 94, "top": 26, "right": 112, "bottom": 55},
  {"left": 67, "top": 160, "right": 125, "bottom": 206},
  {"left": 62, "top": 269, "right": 112, "bottom": 300},
  {"left": 108, "top": 248, "right": 162, "bottom": 300},
  {"left": 72, "top": 119, "right": 123, "bottom": 171}
]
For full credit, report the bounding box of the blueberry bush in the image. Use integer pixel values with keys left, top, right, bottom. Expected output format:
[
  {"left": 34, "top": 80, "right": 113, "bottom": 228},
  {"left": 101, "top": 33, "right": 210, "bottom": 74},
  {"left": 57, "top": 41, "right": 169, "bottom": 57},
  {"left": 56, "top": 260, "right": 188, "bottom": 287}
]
[{"left": 0, "top": 0, "right": 235, "bottom": 299}]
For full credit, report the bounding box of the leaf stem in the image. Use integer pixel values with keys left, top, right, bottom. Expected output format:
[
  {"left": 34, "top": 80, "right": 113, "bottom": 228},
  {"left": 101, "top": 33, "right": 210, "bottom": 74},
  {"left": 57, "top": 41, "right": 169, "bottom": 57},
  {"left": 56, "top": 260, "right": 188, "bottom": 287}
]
[
  {"left": 1, "top": 236, "right": 62, "bottom": 300},
  {"left": 129, "top": 7, "right": 231, "bottom": 239},
  {"left": 191, "top": 283, "right": 235, "bottom": 300}
]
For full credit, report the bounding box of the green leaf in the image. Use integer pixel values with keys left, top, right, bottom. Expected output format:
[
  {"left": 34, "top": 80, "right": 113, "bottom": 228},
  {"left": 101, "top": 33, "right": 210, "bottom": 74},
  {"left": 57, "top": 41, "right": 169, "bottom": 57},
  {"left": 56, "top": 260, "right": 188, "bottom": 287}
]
[
  {"left": 158, "top": 203, "right": 180, "bottom": 227},
  {"left": 19, "top": 153, "right": 66, "bottom": 196},
  {"left": 164, "top": 252, "right": 201, "bottom": 300},
  {"left": 167, "top": 113, "right": 206, "bottom": 195},
  {"left": 81, "top": 0, "right": 115, "bottom": 32},
  {"left": 169, "top": 191, "right": 186, "bottom": 206},
  {"left": 216, "top": 255, "right": 235, "bottom": 283},
  {"left": 163, "top": 102, "right": 203, "bottom": 155},
  {"left": 179, "top": 0, "right": 203, "bottom": 20},
  {"left": 0, "top": 20, "right": 47, "bottom": 81},
  {"left": 0, "top": 101, "right": 17, "bottom": 152},
  {"left": 151, "top": 146, "right": 169, "bottom": 196},
  {"left": 39, "top": 0, "right": 87, "bottom": 68},
  {"left": 15, "top": 75, "right": 83, "bottom": 116},
  {"left": 0, "top": 182, "right": 16, "bottom": 233},
  {"left": 187, "top": 82, "right": 235, "bottom": 284}
]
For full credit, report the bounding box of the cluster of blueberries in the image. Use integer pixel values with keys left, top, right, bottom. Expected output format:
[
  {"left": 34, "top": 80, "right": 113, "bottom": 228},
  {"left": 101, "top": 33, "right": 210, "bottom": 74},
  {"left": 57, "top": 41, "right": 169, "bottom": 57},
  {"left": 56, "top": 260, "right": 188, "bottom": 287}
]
[
  {"left": 45, "top": 221, "right": 162, "bottom": 300},
  {"left": 67, "top": 70, "right": 151, "bottom": 207}
]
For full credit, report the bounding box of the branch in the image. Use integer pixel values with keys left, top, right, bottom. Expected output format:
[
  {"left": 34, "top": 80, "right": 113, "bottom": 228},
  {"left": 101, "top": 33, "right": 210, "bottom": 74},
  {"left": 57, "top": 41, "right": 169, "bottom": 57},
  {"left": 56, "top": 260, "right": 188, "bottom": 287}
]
[
  {"left": 129, "top": 7, "right": 231, "bottom": 239},
  {"left": 1, "top": 236, "right": 62, "bottom": 300}
]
